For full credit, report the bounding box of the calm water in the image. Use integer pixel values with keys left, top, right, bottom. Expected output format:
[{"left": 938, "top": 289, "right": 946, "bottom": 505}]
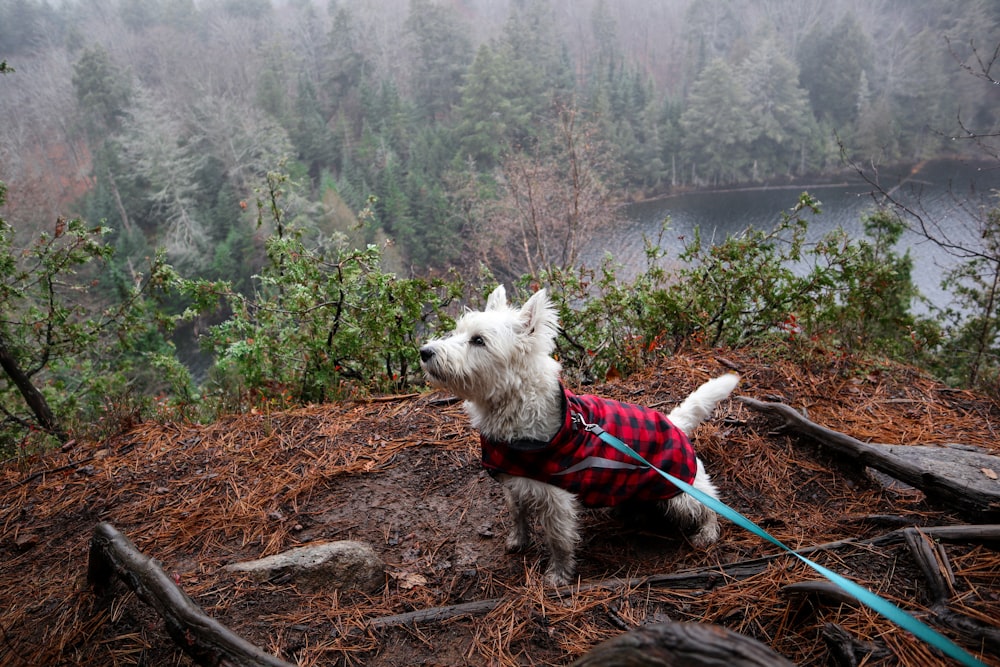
[{"left": 586, "top": 159, "right": 1000, "bottom": 311}]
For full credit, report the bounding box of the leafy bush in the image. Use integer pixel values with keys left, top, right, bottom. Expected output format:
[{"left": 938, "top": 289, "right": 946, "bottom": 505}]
[
  {"left": 0, "top": 165, "right": 979, "bottom": 456},
  {"left": 523, "top": 232, "right": 675, "bottom": 384},
  {"left": 535, "top": 194, "right": 929, "bottom": 383},
  {"left": 929, "top": 204, "right": 1000, "bottom": 391},
  {"left": 184, "top": 173, "right": 465, "bottom": 410},
  {"left": 0, "top": 180, "right": 183, "bottom": 454}
]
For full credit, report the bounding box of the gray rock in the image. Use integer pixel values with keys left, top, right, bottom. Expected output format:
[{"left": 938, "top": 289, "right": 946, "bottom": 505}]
[{"left": 225, "top": 541, "right": 384, "bottom": 593}]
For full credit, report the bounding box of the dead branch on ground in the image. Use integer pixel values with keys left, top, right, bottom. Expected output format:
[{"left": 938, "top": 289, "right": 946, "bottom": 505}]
[
  {"left": 366, "top": 525, "right": 1000, "bottom": 630},
  {"left": 739, "top": 396, "right": 1000, "bottom": 520},
  {"left": 87, "top": 522, "right": 295, "bottom": 667},
  {"left": 569, "top": 620, "right": 796, "bottom": 666}
]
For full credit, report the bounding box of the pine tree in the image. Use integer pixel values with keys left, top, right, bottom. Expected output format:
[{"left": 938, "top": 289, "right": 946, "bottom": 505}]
[
  {"left": 323, "top": 6, "right": 368, "bottom": 119},
  {"left": 404, "top": 0, "right": 473, "bottom": 122},
  {"left": 453, "top": 43, "right": 513, "bottom": 168},
  {"left": 679, "top": 58, "right": 754, "bottom": 185},
  {"left": 740, "top": 38, "right": 816, "bottom": 177},
  {"left": 72, "top": 46, "right": 132, "bottom": 141},
  {"left": 290, "top": 75, "right": 337, "bottom": 179},
  {"left": 797, "top": 13, "right": 873, "bottom": 130},
  {"left": 852, "top": 70, "right": 898, "bottom": 161}
]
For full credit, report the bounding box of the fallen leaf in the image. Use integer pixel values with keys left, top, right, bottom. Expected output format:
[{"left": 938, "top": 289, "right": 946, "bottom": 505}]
[
  {"left": 981, "top": 468, "right": 998, "bottom": 480},
  {"left": 392, "top": 571, "right": 428, "bottom": 590}
]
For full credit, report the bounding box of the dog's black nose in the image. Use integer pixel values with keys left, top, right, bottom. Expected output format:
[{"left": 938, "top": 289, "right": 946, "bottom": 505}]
[{"left": 419, "top": 346, "right": 434, "bottom": 363}]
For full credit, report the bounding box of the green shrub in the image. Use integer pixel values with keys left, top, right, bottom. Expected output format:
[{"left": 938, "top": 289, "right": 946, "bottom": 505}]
[
  {"left": 0, "top": 180, "right": 183, "bottom": 454},
  {"left": 928, "top": 204, "right": 1000, "bottom": 392},
  {"left": 184, "top": 173, "right": 465, "bottom": 409},
  {"left": 533, "top": 194, "right": 929, "bottom": 382}
]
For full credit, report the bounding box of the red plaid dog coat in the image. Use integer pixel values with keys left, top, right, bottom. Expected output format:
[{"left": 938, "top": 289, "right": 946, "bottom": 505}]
[{"left": 480, "top": 387, "right": 697, "bottom": 508}]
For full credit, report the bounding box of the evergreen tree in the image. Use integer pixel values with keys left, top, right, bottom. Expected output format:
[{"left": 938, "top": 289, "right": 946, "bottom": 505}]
[
  {"left": 454, "top": 0, "right": 574, "bottom": 168},
  {"left": 739, "top": 38, "right": 816, "bottom": 178},
  {"left": 658, "top": 97, "right": 685, "bottom": 187},
  {"left": 376, "top": 159, "right": 414, "bottom": 255},
  {"left": 255, "top": 53, "right": 290, "bottom": 122},
  {"left": 679, "top": 58, "right": 754, "bottom": 185},
  {"left": 587, "top": 0, "right": 620, "bottom": 88},
  {"left": 628, "top": 83, "right": 667, "bottom": 189},
  {"left": 886, "top": 27, "right": 952, "bottom": 159},
  {"left": 853, "top": 71, "right": 898, "bottom": 161},
  {"left": 797, "top": 13, "right": 873, "bottom": 130},
  {"left": 680, "top": 0, "right": 743, "bottom": 94},
  {"left": 404, "top": 0, "right": 473, "bottom": 122},
  {"left": 453, "top": 43, "right": 514, "bottom": 168},
  {"left": 499, "top": 0, "right": 574, "bottom": 122},
  {"left": 72, "top": 45, "right": 132, "bottom": 141},
  {"left": 290, "top": 75, "right": 338, "bottom": 180},
  {"left": 323, "top": 6, "right": 368, "bottom": 117}
]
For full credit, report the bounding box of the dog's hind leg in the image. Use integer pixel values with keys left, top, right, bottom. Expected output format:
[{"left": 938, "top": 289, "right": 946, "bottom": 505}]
[
  {"left": 502, "top": 476, "right": 581, "bottom": 586},
  {"left": 660, "top": 459, "right": 720, "bottom": 547}
]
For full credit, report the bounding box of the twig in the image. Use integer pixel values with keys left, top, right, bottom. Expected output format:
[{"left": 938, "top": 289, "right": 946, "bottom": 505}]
[
  {"left": 366, "top": 599, "right": 503, "bottom": 629},
  {"left": 356, "top": 393, "right": 421, "bottom": 403},
  {"left": 0, "top": 456, "right": 94, "bottom": 494},
  {"left": 364, "top": 525, "right": 1000, "bottom": 630}
]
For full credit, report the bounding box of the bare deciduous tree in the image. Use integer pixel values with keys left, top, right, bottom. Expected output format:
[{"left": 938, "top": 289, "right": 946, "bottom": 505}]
[
  {"left": 120, "top": 89, "right": 209, "bottom": 267},
  {"left": 482, "top": 107, "right": 622, "bottom": 279},
  {"left": 850, "top": 40, "right": 1000, "bottom": 390}
]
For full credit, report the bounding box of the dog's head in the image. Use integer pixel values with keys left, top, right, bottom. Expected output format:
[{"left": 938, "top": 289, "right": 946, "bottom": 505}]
[{"left": 419, "top": 285, "right": 560, "bottom": 404}]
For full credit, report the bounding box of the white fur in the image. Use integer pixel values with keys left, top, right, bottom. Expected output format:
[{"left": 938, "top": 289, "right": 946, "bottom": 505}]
[{"left": 420, "top": 286, "right": 738, "bottom": 586}]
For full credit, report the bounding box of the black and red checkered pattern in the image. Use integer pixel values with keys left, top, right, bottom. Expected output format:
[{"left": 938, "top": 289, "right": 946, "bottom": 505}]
[{"left": 480, "top": 387, "right": 697, "bottom": 508}]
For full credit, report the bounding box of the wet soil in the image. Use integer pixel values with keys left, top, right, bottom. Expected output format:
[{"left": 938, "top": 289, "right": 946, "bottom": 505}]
[{"left": 2, "top": 348, "right": 998, "bottom": 666}]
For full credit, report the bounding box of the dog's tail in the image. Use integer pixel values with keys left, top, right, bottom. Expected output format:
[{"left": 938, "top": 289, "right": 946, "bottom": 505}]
[{"left": 667, "top": 373, "right": 739, "bottom": 436}]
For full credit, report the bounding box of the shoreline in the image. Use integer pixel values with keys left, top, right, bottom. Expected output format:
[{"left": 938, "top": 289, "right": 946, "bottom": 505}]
[{"left": 623, "top": 156, "right": 990, "bottom": 206}]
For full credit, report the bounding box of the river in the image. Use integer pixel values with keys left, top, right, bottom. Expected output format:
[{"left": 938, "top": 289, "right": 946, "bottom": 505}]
[{"left": 587, "top": 159, "right": 1000, "bottom": 312}]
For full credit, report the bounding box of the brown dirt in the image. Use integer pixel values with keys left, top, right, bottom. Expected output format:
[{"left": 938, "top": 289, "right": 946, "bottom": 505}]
[{"left": 2, "top": 347, "right": 999, "bottom": 666}]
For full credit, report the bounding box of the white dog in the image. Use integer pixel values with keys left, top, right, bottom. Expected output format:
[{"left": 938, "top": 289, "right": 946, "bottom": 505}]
[{"left": 419, "top": 286, "right": 738, "bottom": 586}]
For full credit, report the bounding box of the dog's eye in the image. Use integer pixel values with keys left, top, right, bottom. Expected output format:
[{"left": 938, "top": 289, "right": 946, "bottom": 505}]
[{"left": 469, "top": 335, "right": 486, "bottom": 347}]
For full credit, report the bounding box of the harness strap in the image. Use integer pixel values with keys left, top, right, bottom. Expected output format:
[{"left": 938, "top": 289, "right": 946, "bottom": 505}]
[{"left": 571, "top": 412, "right": 986, "bottom": 667}]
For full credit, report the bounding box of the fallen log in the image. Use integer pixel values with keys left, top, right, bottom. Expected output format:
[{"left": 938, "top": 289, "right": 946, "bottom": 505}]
[
  {"left": 738, "top": 396, "right": 1000, "bottom": 520},
  {"left": 569, "top": 621, "right": 796, "bottom": 666},
  {"left": 88, "top": 522, "right": 295, "bottom": 667}
]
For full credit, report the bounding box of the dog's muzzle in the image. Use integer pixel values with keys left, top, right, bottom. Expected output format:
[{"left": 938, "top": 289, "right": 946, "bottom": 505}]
[
  {"left": 419, "top": 345, "right": 443, "bottom": 380},
  {"left": 419, "top": 346, "right": 435, "bottom": 364}
]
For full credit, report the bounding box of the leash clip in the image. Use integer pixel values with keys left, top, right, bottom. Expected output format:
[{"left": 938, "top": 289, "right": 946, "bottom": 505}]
[{"left": 571, "top": 412, "right": 605, "bottom": 436}]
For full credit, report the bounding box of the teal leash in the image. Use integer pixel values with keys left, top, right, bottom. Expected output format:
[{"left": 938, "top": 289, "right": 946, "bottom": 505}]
[{"left": 571, "top": 413, "right": 987, "bottom": 667}]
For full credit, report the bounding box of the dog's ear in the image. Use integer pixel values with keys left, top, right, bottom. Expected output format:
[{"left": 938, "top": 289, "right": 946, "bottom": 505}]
[
  {"left": 485, "top": 285, "right": 507, "bottom": 311},
  {"left": 518, "top": 289, "right": 558, "bottom": 338}
]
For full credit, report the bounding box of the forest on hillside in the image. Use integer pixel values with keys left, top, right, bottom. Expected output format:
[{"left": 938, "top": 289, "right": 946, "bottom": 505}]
[
  {"left": 4, "top": 0, "right": 1000, "bottom": 452},
  {"left": 2, "top": 0, "right": 999, "bottom": 279}
]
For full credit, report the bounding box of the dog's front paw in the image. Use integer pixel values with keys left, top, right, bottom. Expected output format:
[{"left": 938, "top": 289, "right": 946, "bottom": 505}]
[
  {"left": 543, "top": 563, "right": 575, "bottom": 587},
  {"left": 505, "top": 530, "right": 528, "bottom": 553}
]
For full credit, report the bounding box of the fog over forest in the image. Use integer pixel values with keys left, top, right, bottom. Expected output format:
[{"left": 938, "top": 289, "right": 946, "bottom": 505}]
[{"left": 1, "top": 0, "right": 998, "bottom": 278}]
